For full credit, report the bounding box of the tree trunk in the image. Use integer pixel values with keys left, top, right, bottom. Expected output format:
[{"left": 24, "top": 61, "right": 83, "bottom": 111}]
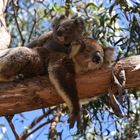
[
  {"left": 0, "top": 0, "right": 11, "bottom": 49},
  {"left": 0, "top": 55, "right": 140, "bottom": 116}
]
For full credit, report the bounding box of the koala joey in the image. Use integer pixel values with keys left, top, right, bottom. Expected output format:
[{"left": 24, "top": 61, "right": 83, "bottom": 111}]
[
  {"left": 0, "top": 38, "right": 114, "bottom": 128},
  {"left": 26, "top": 15, "right": 85, "bottom": 53}
]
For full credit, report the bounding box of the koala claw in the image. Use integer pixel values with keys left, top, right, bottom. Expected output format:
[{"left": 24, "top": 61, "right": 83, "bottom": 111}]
[{"left": 68, "top": 113, "right": 81, "bottom": 129}]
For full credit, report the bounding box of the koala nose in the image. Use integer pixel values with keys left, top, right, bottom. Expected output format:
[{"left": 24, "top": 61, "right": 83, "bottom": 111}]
[
  {"left": 92, "top": 52, "right": 102, "bottom": 63},
  {"left": 56, "top": 27, "right": 65, "bottom": 36}
]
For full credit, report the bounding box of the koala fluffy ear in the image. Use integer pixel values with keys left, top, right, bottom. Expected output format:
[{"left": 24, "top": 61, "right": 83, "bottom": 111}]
[
  {"left": 103, "top": 47, "right": 115, "bottom": 64},
  {"left": 52, "top": 15, "right": 66, "bottom": 28},
  {"left": 74, "top": 17, "right": 85, "bottom": 31}
]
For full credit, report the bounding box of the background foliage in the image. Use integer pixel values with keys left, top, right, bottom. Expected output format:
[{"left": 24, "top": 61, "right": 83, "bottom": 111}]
[{"left": 0, "top": 0, "right": 139, "bottom": 139}]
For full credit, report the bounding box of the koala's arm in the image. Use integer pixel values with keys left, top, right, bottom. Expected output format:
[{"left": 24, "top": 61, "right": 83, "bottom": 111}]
[
  {"left": 48, "top": 53, "right": 81, "bottom": 128},
  {"left": 25, "top": 31, "right": 53, "bottom": 48}
]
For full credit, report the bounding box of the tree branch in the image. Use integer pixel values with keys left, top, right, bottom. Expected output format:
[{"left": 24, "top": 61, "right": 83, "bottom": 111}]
[
  {"left": 0, "top": 55, "right": 140, "bottom": 116},
  {"left": 11, "top": 0, "right": 25, "bottom": 45},
  {"left": 5, "top": 117, "right": 20, "bottom": 140},
  {"left": 27, "top": 10, "right": 37, "bottom": 43},
  {"left": 20, "top": 107, "right": 57, "bottom": 139}
]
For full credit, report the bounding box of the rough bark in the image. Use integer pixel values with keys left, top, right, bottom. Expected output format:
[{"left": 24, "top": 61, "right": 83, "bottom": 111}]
[
  {"left": 0, "top": 0, "right": 11, "bottom": 49},
  {"left": 0, "top": 55, "right": 140, "bottom": 116}
]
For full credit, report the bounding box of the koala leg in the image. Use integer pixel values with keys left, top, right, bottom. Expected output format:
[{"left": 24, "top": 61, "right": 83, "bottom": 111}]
[{"left": 48, "top": 57, "right": 81, "bottom": 128}]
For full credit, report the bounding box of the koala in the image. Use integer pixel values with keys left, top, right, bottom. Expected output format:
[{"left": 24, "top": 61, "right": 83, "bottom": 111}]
[
  {"left": 70, "top": 38, "right": 114, "bottom": 73},
  {"left": 0, "top": 38, "right": 114, "bottom": 128},
  {"left": 0, "top": 47, "right": 49, "bottom": 81},
  {"left": 48, "top": 38, "right": 114, "bottom": 128},
  {"left": 26, "top": 15, "right": 85, "bottom": 53}
]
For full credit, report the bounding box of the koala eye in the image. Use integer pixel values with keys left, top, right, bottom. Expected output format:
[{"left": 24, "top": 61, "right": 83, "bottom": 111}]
[
  {"left": 92, "top": 51, "right": 102, "bottom": 63},
  {"left": 56, "top": 26, "right": 65, "bottom": 36}
]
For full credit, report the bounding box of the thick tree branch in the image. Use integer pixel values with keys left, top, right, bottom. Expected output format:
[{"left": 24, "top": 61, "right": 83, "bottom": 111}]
[{"left": 0, "top": 55, "right": 140, "bottom": 116}]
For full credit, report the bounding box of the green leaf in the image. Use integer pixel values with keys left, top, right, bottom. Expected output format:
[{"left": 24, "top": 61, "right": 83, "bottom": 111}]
[
  {"left": 109, "top": 3, "right": 115, "bottom": 15},
  {"left": 85, "top": 2, "right": 98, "bottom": 11},
  {"left": 110, "top": 14, "right": 118, "bottom": 24}
]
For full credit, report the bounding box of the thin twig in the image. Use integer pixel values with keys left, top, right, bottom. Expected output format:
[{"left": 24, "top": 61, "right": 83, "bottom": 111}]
[
  {"left": 33, "top": 127, "right": 46, "bottom": 140},
  {"left": 20, "top": 118, "right": 54, "bottom": 140},
  {"left": 26, "top": 112, "right": 61, "bottom": 140},
  {"left": 26, "top": 118, "right": 54, "bottom": 138},
  {"left": 20, "top": 107, "right": 57, "bottom": 139},
  {"left": 5, "top": 116, "right": 20, "bottom": 140},
  {"left": 29, "top": 107, "right": 57, "bottom": 130},
  {"left": 11, "top": 0, "right": 25, "bottom": 45},
  {"left": 27, "top": 10, "right": 37, "bottom": 43}
]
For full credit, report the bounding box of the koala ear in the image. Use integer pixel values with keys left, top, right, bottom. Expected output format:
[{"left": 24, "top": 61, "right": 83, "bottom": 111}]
[
  {"left": 74, "top": 17, "right": 85, "bottom": 31},
  {"left": 103, "top": 47, "right": 115, "bottom": 64},
  {"left": 52, "top": 15, "right": 66, "bottom": 28}
]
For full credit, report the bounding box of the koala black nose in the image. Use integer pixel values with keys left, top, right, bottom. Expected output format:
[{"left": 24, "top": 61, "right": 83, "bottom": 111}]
[
  {"left": 56, "top": 27, "right": 65, "bottom": 36},
  {"left": 92, "top": 52, "right": 102, "bottom": 63}
]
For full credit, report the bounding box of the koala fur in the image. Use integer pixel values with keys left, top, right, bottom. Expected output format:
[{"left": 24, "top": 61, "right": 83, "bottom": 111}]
[
  {"left": 48, "top": 38, "right": 114, "bottom": 128},
  {"left": 0, "top": 37, "right": 114, "bottom": 128},
  {"left": 70, "top": 38, "right": 114, "bottom": 73},
  {"left": 0, "top": 47, "right": 49, "bottom": 81},
  {"left": 26, "top": 15, "right": 85, "bottom": 53}
]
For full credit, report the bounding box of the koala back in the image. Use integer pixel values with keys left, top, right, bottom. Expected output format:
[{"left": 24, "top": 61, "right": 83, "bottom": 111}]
[{"left": 0, "top": 47, "right": 49, "bottom": 81}]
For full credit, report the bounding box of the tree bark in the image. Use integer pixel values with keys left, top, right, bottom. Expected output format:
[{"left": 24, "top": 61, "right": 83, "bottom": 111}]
[
  {"left": 0, "top": 55, "right": 140, "bottom": 116},
  {"left": 0, "top": 0, "right": 11, "bottom": 49}
]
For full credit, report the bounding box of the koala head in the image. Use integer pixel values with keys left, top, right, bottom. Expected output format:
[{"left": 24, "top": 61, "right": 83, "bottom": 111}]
[
  {"left": 52, "top": 15, "right": 85, "bottom": 44},
  {"left": 69, "top": 38, "right": 114, "bottom": 73}
]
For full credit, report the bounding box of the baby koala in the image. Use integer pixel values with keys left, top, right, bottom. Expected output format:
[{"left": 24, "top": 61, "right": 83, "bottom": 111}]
[{"left": 26, "top": 15, "right": 85, "bottom": 53}]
